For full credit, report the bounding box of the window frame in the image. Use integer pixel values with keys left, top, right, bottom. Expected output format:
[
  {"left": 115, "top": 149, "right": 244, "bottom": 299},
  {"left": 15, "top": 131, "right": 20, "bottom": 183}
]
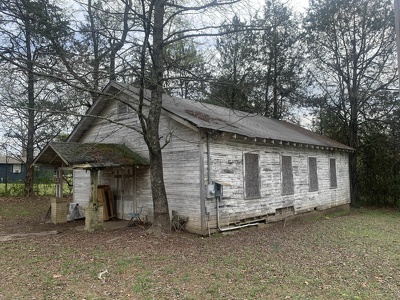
[
  {"left": 243, "top": 152, "right": 261, "bottom": 199},
  {"left": 12, "top": 164, "right": 21, "bottom": 174}
]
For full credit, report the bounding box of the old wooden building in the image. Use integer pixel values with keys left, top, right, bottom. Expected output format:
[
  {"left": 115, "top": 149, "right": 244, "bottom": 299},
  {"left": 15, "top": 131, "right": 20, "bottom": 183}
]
[{"left": 35, "top": 81, "right": 353, "bottom": 235}]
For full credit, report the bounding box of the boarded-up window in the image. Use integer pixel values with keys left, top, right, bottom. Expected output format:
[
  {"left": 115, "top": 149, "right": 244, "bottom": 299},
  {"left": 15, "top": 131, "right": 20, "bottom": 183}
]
[
  {"left": 308, "top": 157, "right": 318, "bottom": 192},
  {"left": 330, "top": 158, "right": 337, "bottom": 188},
  {"left": 282, "top": 155, "right": 294, "bottom": 195},
  {"left": 244, "top": 153, "right": 261, "bottom": 199}
]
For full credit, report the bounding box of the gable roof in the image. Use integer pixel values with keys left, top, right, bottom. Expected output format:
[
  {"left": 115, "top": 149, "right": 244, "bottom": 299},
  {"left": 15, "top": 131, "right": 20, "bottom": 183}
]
[
  {"left": 68, "top": 81, "right": 353, "bottom": 152},
  {"left": 33, "top": 142, "right": 149, "bottom": 169}
]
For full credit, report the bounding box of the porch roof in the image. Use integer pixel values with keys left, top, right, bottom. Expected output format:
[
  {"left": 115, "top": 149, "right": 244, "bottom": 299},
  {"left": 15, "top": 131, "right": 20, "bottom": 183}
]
[{"left": 33, "top": 142, "right": 149, "bottom": 169}]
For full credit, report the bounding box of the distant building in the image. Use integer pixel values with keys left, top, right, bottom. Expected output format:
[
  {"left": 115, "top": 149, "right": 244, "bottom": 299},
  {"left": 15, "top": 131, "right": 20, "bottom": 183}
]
[{"left": 0, "top": 156, "right": 25, "bottom": 183}]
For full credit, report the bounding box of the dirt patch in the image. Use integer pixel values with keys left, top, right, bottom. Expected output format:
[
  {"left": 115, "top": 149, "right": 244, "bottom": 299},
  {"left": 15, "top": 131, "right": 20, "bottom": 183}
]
[{"left": 0, "top": 230, "right": 59, "bottom": 242}]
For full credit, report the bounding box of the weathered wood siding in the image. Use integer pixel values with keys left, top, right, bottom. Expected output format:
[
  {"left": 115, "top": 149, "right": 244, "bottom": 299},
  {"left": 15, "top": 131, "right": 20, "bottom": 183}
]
[
  {"left": 160, "top": 126, "right": 202, "bottom": 233},
  {"left": 74, "top": 95, "right": 203, "bottom": 233},
  {"left": 204, "top": 135, "right": 351, "bottom": 229},
  {"left": 97, "top": 166, "right": 152, "bottom": 220},
  {"left": 72, "top": 92, "right": 351, "bottom": 235},
  {"left": 73, "top": 170, "right": 91, "bottom": 205}
]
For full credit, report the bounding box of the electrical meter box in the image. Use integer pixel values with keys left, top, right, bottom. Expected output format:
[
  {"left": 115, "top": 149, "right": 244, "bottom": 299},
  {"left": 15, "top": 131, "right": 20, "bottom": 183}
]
[
  {"left": 214, "top": 181, "right": 223, "bottom": 197},
  {"left": 206, "top": 180, "right": 230, "bottom": 198},
  {"left": 206, "top": 184, "right": 214, "bottom": 198},
  {"left": 206, "top": 181, "right": 225, "bottom": 198}
]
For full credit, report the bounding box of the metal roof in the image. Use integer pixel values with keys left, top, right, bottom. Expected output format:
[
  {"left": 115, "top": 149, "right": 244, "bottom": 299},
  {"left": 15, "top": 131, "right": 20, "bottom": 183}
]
[
  {"left": 161, "top": 94, "right": 352, "bottom": 150},
  {"left": 33, "top": 142, "right": 149, "bottom": 169},
  {"left": 67, "top": 81, "right": 353, "bottom": 151}
]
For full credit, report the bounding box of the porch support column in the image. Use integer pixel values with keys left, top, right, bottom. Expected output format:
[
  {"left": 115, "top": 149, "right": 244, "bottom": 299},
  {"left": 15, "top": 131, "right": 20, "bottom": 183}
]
[
  {"left": 85, "top": 168, "right": 104, "bottom": 231},
  {"left": 55, "top": 168, "right": 63, "bottom": 198},
  {"left": 91, "top": 169, "right": 99, "bottom": 204}
]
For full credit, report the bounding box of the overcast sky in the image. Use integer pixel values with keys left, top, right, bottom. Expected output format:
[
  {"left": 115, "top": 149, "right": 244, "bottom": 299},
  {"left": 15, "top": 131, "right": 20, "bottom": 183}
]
[{"left": 0, "top": 0, "right": 312, "bottom": 153}]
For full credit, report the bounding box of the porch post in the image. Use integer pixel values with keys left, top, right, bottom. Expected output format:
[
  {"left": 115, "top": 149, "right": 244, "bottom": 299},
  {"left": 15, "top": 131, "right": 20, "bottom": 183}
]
[
  {"left": 84, "top": 168, "right": 103, "bottom": 231},
  {"left": 91, "top": 169, "right": 98, "bottom": 204},
  {"left": 55, "top": 168, "right": 63, "bottom": 198}
]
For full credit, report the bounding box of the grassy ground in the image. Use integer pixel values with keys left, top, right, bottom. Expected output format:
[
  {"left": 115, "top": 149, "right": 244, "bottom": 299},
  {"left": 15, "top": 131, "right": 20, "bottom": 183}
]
[
  {"left": 0, "top": 197, "right": 399, "bottom": 299},
  {"left": 0, "top": 183, "right": 73, "bottom": 196}
]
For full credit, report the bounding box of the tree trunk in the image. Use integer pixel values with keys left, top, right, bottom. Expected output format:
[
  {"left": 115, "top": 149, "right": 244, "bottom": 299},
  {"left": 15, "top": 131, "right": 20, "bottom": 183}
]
[
  {"left": 349, "top": 93, "right": 359, "bottom": 206},
  {"left": 88, "top": 0, "right": 99, "bottom": 92},
  {"left": 145, "top": 0, "right": 171, "bottom": 235},
  {"left": 25, "top": 18, "right": 35, "bottom": 197},
  {"left": 272, "top": 28, "right": 279, "bottom": 119},
  {"left": 349, "top": 29, "right": 359, "bottom": 207},
  {"left": 148, "top": 144, "right": 171, "bottom": 235}
]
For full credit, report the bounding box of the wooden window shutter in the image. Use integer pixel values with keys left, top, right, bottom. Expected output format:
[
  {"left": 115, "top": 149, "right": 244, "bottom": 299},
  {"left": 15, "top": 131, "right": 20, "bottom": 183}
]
[
  {"left": 308, "top": 157, "right": 318, "bottom": 192},
  {"left": 244, "top": 153, "right": 261, "bottom": 199},
  {"left": 330, "top": 158, "right": 337, "bottom": 188},
  {"left": 282, "top": 155, "right": 294, "bottom": 195}
]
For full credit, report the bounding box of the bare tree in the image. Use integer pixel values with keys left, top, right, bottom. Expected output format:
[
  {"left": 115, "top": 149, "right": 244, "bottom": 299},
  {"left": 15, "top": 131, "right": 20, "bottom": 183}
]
[
  {"left": 46, "top": 0, "right": 133, "bottom": 106},
  {"left": 132, "top": 0, "right": 241, "bottom": 234}
]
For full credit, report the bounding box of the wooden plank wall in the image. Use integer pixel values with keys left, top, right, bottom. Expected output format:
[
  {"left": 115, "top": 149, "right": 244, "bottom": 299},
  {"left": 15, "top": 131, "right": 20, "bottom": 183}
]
[
  {"left": 73, "top": 93, "right": 351, "bottom": 234},
  {"left": 77, "top": 96, "right": 203, "bottom": 233},
  {"left": 161, "top": 120, "right": 202, "bottom": 233},
  {"left": 204, "top": 137, "right": 351, "bottom": 228},
  {"left": 72, "top": 170, "right": 91, "bottom": 205}
]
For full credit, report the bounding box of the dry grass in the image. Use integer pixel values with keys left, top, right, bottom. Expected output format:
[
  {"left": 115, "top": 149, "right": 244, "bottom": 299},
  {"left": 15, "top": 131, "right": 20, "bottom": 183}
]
[{"left": 1, "top": 197, "right": 400, "bottom": 299}]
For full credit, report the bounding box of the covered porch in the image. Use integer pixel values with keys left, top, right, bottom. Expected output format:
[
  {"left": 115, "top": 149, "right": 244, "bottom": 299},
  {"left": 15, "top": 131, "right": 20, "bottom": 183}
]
[{"left": 33, "top": 142, "right": 149, "bottom": 231}]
